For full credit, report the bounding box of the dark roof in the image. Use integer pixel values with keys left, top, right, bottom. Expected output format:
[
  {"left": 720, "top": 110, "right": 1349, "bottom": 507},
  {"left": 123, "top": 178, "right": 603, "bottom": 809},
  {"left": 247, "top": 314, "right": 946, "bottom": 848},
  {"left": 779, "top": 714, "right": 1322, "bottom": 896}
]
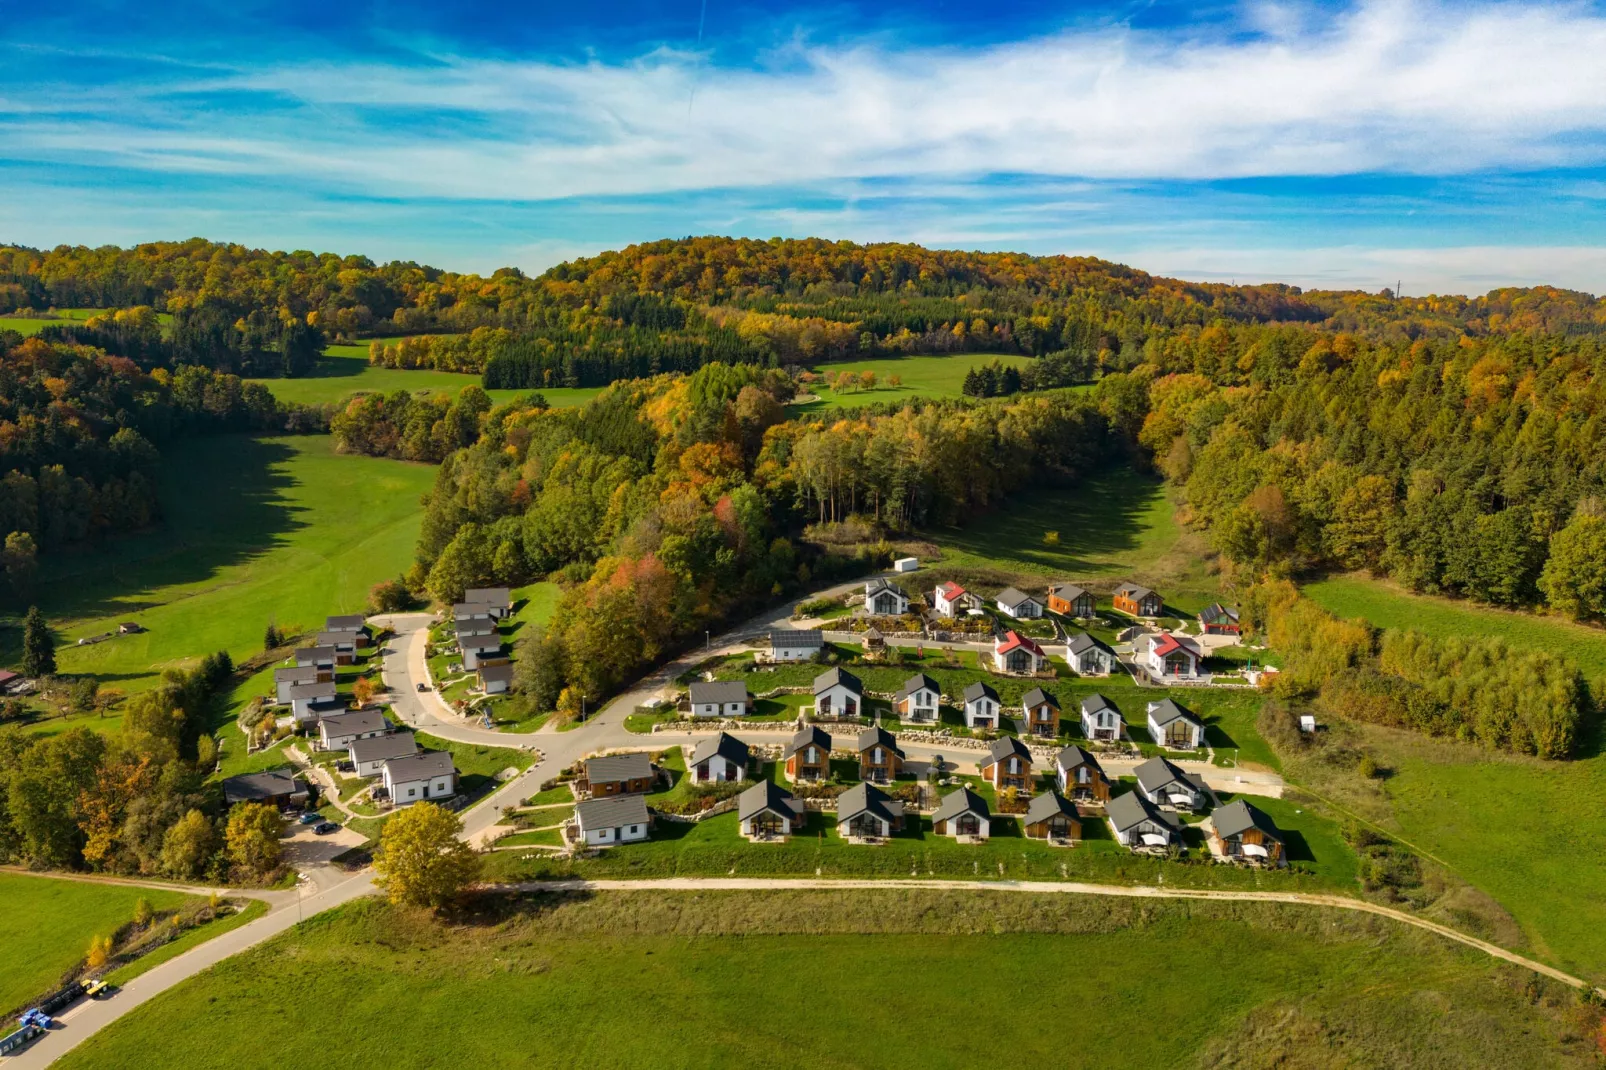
[
  {"left": 1081, "top": 694, "right": 1118, "bottom": 717},
  {"left": 274, "top": 665, "right": 319, "bottom": 683},
  {"left": 1147, "top": 698, "right": 1202, "bottom": 729},
  {"left": 1116, "top": 582, "right": 1157, "bottom": 601},
  {"left": 298, "top": 645, "right": 337, "bottom": 662},
  {"left": 894, "top": 673, "right": 940, "bottom": 703},
  {"left": 737, "top": 780, "right": 803, "bottom": 822},
  {"left": 325, "top": 614, "right": 367, "bottom": 632},
  {"left": 478, "top": 664, "right": 516, "bottom": 685},
  {"left": 770, "top": 628, "right": 825, "bottom": 648},
  {"left": 688, "top": 680, "right": 750, "bottom": 705},
  {"left": 1134, "top": 756, "right": 1193, "bottom": 794},
  {"left": 855, "top": 726, "right": 903, "bottom": 757},
  {"left": 1065, "top": 631, "right": 1112, "bottom": 656},
  {"left": 465, "top": 586, "right": 512, "bottom": 608},
  {"left": 222, "top": 771, "right": 306, "bottom": 804},
  {"left": 1199, "top": 602, "right": 1240, "bottom": 623},
  {"left": 864, "top": 577, "right": 906, "bottom": 597},
  {"left": 996, "top": 587, "right": 1041, "bottom": 607},
  {"left": 985, "top": 736, "right": 1032, "bottom": 765},
  {"left": 585, "top": 752, "right": 654, "bottom": 783},
  {"left": 320, "top": 708, "right": 387, "bottom": 736},
  {"left": 576, "top": 794, "right": 650, "bottom": 830},
  {"left": 1021, "top": 687, "right": 1059, "bottom": 710},
  {"left": 690, "top": 732, "right": 750, "bottom": 768},
  {"left": 1106, "top": 790, "right": 1182, "bottom": 834},
  {"left": 287, "top": 681, "right": 338, "bottom": 701},
  {"left": 782, "top": 724, "right": 832, "bottom": 759},
  {"left": 1055, "top": 745, "right": 1103, "bottom": 777},
  {"left": 452, "top": 602, "right": 492, "bottom": 617},
  {"left": 962, "top": 681, "right": 1000, "bottom": 704},
  {"left": 316, "top": 631, "right": 356, "bottom": 647},
  {"left": 933, "top": 787, "right": 991, "bottom": 823},
  {"left": 1048, "top": 584, "right": 1088, "bottom": 600},
  {"left": 455, "top": 618, "right": 498, "bottom": 637},
  {"left": 349, "top": 732, "right": 418, "bottom": 765},
  {"left": 459, "top": 635, "right": 504, "bottom": 653},
  {"left": 814, "top": 666, "right": 862, "bottom": 694},
  {"left": 1024, "top": 790, "right": 1078, "bottom": 825},
  {"left": 1213, "top": 799, "right": 1282, "bottom": 842},
  {"left": 836, "top": 782, "right": 903, "bottom": 825}
]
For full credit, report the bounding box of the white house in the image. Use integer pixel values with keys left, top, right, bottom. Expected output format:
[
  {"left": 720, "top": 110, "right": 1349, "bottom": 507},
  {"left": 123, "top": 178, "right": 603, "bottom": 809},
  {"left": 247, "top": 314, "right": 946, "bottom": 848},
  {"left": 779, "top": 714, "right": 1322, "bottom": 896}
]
[
  {"left": 687, "top": 680, "right": 751, "bottom": 719},
  {"left": 348, "top": 731, "right": 418, "bottom": 778},
  {"left": 451, "top": 601, "right": 495, "bottom": 622},
  {"left": 932, "top": 787, "right": 991, "bottom": 840},
  {"left": 892, "top": 673, "right": 941, "bottom": 723},
  {"left": 458, "top": 635, "right": 505, "bottom": 671},
  {"left": 931, "top": 581, "right": 974, "bottom": 617},
  {"left": 464, "top": 586, "right": 512, "bottom": 618},
  {"left": 688, "top": 732, "right": 750, "bottom": 783},
  {"left": 1080, "top": 694, "right": 1123, "bottom": 742},
  {"left": 295, "top": 645, "right": 337, "bottom": 673},
  {"left": 737, "top": 780, "right": 805, "bottom": 839},
  {"left": 1147, "top": 699, "right": 1206, "bottom": 750},
  {"left": 455, "top": 617, "right": 498, "bottom": 640},
  {"left": 768, "top": 628, "right": 824, "bottom": 662},
  {"left": 993, "top": 631, "right": 1048, "bottom": 674},
  {"left": 288, "top": 681, "right": 339, "bottom": 724},
  {"left": 863, "top": 578, "right": 910, "bottom": 616},
  {"left": 1134, "top": 756, "right": 1209, "bottom": 811},
  {"left": 275, "top": 664, "right": 320, "bottom": 704},
  {"left": 574, "top": 794, "right": 652, "bottom": 846},
  {"left": 836, "top": 782, "right": 904, "bottom": 839},
  {"left": 1064, "top": 632, "right": 1118, "bottom": 676},
  {"left": 1106, "top": 790, "right": 1183, "bottom": 849},
  {"left": 995, "top": 587, "right": 1045, "bottom": 618},
  {"left": 325, "top": 614, "right": 368, "bottom": 642},
  {"left": 962, "top": 681, "right": 1001, "bottom": 730},
  {"left": 1144, "top": 633, "right": 1203, "bottom": 679},
  {"left": 813, "top": 667, "right": 863, "bottom": 719},
  {"left": 315, "top": 631, "right": 357, "bottom": 664},
  {"left": 318, "top": 709, "right": 388, "bottom": 750},
  {"left": 478, "top": 663, "right": 514, "bottom": 695},
  {"left": 381, "top": 751, "right": 457, "bottom": 806}
]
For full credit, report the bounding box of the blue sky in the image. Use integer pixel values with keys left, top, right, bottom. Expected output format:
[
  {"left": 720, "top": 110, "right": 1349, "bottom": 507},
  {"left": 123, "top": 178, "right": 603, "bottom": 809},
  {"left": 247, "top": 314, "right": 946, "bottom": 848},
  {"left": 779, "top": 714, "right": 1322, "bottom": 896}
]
[{"left": 3, "top": 0, "right": 1606, "bottom": 294}]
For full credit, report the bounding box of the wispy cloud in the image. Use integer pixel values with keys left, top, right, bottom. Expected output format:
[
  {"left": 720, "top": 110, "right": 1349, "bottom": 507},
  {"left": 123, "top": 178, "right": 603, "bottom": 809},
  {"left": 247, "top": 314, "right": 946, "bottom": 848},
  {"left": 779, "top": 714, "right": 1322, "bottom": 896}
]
[{"left": 5, "top": 0, "right": 1606, "bottom": 202}]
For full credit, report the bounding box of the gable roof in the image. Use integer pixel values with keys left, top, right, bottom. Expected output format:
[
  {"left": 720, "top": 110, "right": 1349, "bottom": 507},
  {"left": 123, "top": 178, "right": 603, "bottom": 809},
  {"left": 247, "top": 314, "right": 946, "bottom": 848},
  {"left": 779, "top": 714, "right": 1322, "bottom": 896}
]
[
  {"left": 1147, "top": 698, "right": 1203, "bottom": 729},
  {"left": 995, "top": 631, "right": 1045, "bottom": 656},
  {"left": 383, "top": 750, "right": 456, "bottom": 782},
  {"left": 1024, "top": 789, "right": 1078, "bottom": 825},
  {"left": 690, "top": 732, "right": 750, "bottom": 768},
  {"left": 864, "top": 577, "right": 906, "bottom": 597},
  {"left": 935, "top": 581, "right": 968, "bottom": 601},
  {"left": 316, "top": 631, "right": 356, "bottom": 647},
  {"left": 985, "top": 735, "right": 1032, "bottom": 766},
  {"left": 222, "top": 771, "right": 306, "bottom": 804},
  {"left": 1055, "top": 744, "right": 1104, "bottom": 777},
  {"left": 287, "top": 681, "right": 338, "bottom": 701},
  {"left": 737, "top": 779, "right": 803, "bottom": 822},
  {"left": 1199, "top": 602, "right": 1240, "bottom": 624},
  {"left": 814, "top": 666, "right": 862, "bottom": 694},
  {"left": 451, "top": 602, "right": 493, "bottom": 618},
  {"left": 1149, "top": 633, "right": 1201, "bottom": 659},
  {"left": 575, "top": 793, "right": 650, "bottom": 831},
  {"left": 455, "top": 618, "right": 498, "bottom": 638},
  {"left": 1065, "top": 631, "right": 1112, "bottom": 657},
  {"left": 349, "top": 731, "right": 418, "bottom": 765},
  {"left": 465, "top": 586, "right": 512, "bottom": 608},
  {"left": 325, "top": 614, "right": 367, "bottom": 632},
  {"left": 298, "top": 645, "right": 337, "bottom": 661},
  {"left": 1021, "top": 686, "right": 1059, "bottom": 710},
  {"left": 894, "top": 673, "right": 940, "bottom": 703},
  {"left": 459, "top": 635, "right": 505, "bottom": 654},
  {"left": 782, "top": 724, "right": 832, "bottom": 759},
  {"left": 855, "top": 726, "right": 903, "bottom": 757},
  {"left": 320, "top": 708, "right": 387, "bottom": 736},
  {"left": 836, "top": 782, "right": 903, "bottom": 825},
  {"left": 478, "top": 664, "right": 516, "bottom": 685},
  {"left": 688, "top": 680, "right": 750, "bottom": 705},
  {"left": 996, "top": 586, "right": 1042, "bottom": 608},
  {"left": 1048, "top": 583, "right": 1088, "bottom": 600},
  {"left": 1080, "top": 693, "right": 1119, "bottom": 718},
  {"left": 1134, "top": 756, "right": 1193, "bottom": 794},
  {"left": 1115, "top": 581, "right": 1157, "bottom": 601},
  {"left": 933, "top": 787, "right": 991, "bottom": 823},
  {"left": 1212, "top": 798, "right": 1282, "bottom": 842},
  {"left": 1106, "top": 790, "right": 1182, "bottom": 834},
  {"left": 962, "top": 680, "right": 1000, "bottom": 704},
  {"left": 274, "top": 665, "right": 320, "bottom": 684},
  {"left": 585, "top": 752, "right": 654, "bottom": 783},
  {"left": 770, "top": 628, "right": 824, "bottom": 649}
]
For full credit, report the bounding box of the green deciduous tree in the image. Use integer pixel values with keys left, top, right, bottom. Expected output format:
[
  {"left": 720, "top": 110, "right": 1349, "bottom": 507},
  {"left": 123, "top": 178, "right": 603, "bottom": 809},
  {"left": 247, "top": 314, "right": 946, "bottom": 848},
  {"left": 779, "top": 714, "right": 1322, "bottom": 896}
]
[{"left": 1539, "top": 501, "right": 1606, "bottom": 622}]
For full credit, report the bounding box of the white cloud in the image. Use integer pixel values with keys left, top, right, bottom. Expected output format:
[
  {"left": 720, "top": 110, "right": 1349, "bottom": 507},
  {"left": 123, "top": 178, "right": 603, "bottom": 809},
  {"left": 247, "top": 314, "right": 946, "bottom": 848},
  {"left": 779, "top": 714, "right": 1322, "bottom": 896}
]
[{"left": 5, "top": 0, "right": 1606, "bottom": 201}]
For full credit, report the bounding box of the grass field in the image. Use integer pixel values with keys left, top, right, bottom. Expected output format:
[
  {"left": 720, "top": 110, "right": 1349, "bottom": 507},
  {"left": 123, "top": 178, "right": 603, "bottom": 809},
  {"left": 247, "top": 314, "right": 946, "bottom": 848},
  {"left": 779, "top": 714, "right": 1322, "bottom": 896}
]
[
  {"left": 2, "top": 435, "right": 435, "bottom": 713},
  {"left": 54, "top": 891, "right": 1600, "bottom": 1069},
  {"left": 0, "top": 874, "right": 195, "bottom": 1015},
  {"left": 791, "top": 352, "right": 1048, "bottom": 412},
  {"left": 0, "top": 308, "right": 167, "bottom": 337},
  {"left": 247, "top": 342, "right": 602, "bottom": 409}
]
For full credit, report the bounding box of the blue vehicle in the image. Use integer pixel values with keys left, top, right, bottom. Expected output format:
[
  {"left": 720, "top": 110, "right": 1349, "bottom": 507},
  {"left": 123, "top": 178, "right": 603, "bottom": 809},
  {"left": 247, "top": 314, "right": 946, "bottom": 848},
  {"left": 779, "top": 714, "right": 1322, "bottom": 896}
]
[{"left": 298, "top": 811, "right": 322, "bottom": 825}]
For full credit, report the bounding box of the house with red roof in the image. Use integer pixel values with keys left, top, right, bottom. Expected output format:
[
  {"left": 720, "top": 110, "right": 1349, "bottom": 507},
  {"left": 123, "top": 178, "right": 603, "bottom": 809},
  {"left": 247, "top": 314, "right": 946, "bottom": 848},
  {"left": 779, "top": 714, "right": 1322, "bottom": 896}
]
[
  {"left": 992, "top": 630, "right": 1048, "bottom": 674},
  {"left": 1143, "top": 632, "right": 1202, "bottom": 679},
  {"left": 932, "top": 581, "right": 975, "bottom": 617}
]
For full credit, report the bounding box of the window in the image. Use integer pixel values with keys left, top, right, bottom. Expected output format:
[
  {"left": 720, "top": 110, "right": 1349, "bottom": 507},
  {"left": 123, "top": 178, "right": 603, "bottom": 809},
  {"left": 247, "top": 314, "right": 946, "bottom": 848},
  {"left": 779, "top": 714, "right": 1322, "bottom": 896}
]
[
  {"left": 873, "top": 747, "right": 883, "bottom": 764},
  {"left": 1008, "top": 757, "right": 1020, "bottom": 773},
  {"left": 407, "top": 788, "right": 416, "bottom": 798},
  {"left": 806, "top": 747, "right": 818, "bottom": 763}
]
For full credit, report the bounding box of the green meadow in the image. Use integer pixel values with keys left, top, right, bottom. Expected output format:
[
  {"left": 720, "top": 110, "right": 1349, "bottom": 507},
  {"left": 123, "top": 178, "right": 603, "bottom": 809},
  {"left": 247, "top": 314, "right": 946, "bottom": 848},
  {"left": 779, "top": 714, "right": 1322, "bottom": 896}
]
[
  {"left": 54, "top": 891, "right": 1598, "bottom": 1069},
  {"left": 0, "top": 873, "right": 195, "bottom": 1015},
  {"left": 792, "top": 351, "right": 1047, "bottom": 412},
  {"left": 0, "top": 308, "right": 166, "bottom": 337},
  {"left": 4, "top": 435, "right": 435, "bottom": 711}
]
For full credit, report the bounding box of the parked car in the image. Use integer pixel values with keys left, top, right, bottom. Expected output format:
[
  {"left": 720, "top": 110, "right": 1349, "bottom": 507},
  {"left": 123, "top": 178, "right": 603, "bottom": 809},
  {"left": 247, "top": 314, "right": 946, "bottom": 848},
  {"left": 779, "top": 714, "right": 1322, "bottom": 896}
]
[
  {"left": 314, "top": 822, "right": 339, "bottom": 835},
  {"left": 298, "top": 811, "right": 322, "bottom": 825},
  {"left": 416, "top": 682, "right": 428, "bottom": 692}
]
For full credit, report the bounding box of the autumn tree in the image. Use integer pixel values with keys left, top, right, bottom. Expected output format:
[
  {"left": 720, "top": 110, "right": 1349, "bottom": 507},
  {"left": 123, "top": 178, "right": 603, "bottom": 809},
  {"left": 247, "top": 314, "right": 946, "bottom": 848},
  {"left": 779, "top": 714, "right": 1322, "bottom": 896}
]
[
  {"left": 374, "top": 801, "right": 481, "bottom": 911},
  {"left": 160, "top": 809, "right": 218, "bottom": 880},
  {"left": 225, "top": 802, "right": 283, "bottom": 877}
]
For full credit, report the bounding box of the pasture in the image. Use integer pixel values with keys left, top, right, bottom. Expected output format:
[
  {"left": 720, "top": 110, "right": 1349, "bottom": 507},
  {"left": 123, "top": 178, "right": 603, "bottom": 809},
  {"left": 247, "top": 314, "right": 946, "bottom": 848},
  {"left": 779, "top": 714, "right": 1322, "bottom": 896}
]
[
  {"left": 2, "top": 435, "right": 435, "bottom": 711},
  {"left": 0, "top": 308, "right": 167, "bottom": 337},
  {"left": 53, "top": 891, "right": 1598, "bottom": 1069},
  {"left": 0, "top": 873, "right": 194, "bottom": 1015},
  {"left": 792, "top": 351, "right": 1046, "bottom": 411}
]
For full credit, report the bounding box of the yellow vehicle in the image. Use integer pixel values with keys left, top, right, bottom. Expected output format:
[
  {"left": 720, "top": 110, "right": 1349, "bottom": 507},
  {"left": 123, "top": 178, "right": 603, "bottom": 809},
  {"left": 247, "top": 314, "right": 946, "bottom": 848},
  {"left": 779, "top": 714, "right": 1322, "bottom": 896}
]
[{"left": 81, "top": 979, "right": 109, "bottom": 998}]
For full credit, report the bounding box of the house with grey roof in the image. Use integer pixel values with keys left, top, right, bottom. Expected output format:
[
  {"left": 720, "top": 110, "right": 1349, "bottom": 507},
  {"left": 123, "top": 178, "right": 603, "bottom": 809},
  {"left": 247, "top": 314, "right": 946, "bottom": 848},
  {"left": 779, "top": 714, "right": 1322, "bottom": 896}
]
[
  {"left": 768, "top": 628, "right": 824, "bottom": 662},
  {"left": 465, "top": 586, "right": 512, "bottom": 617},
  {"left": 1064, "top": 631, "right": 1118, "bottom": 676},
  {"left": 288, "top": 681, "right": 340, "bottom": 725},
  {"left": 855, "top": 726, "right": 904, "bottom": 782},
  {"left": 1080, "top": 694, "right": 1123, "bottom": 742},
  {"left": 454, "top": 617, "right": 498, "bottom": 639},
  {"left": 688, "top": 679, "right": 750, "bottom": 719},
  {"left": 349, "top": 731, "right": 419, "bottom": 778},
  {"left": 574, "top": 794, "right": 652, "bottom": 846},
  {"left": 1209, "top": 799, "right": 1285, "bottom": 865},
  {"left": 1134, "top": 756, "right": 1209, "bottom": 811},
  {"left": 382, "top": 751, "right": 457, "bottom": 806},
  {"left": 584, "top": 752, "right": 656, "bottom": 796},
  {"left": 892, "top": 673, "right": 940, "bottom": 723},
  {"left": 962, "top": 680, "right": 1001, "bottom": 730},
  {"left": 222, "top": 771, "right": 308, "bottom": 809},
  {"left": 315, "top": 630, "right": 358, "bottom": 664},
  {"left": 1047, "top": 584, "right": 1095, "bottom": 618},
  {"left": 295, "top": 645, "right": 337, "bottom": 673},
  {"left": 325, "top": 613, "right": 368, "bottom": 636},
  {"left": 1020, "top": 686, "right": 1060, "bottom": 738},
  {"left": 478, "top": 663, "right": 515, "bottom": 695},
  {"left": 318, "top": 708, "right": 388, "bottom": 751},
  {"left": 1114, "top": 582, "right": 1164, "bottom": 618},
  {"left": 782, "top": 724, "right": 833, "bottom": 782},
  {"left": 863, "top": 577, "right": 910, "bottom": 616},
  {"left": 1055, "top": 744, "right": 1110, "bottom": 802},
  {"left": 932, "top": 787, "right": 991, "bottom": 840},
  {"left": 274, "top": 664, "right": 321, "bottom": 704},
  {"left": 813, "top": 666, "right": 863, "bottom": 719},
  {"left": 458, "top": 634, "right": 506, "bottom": 671},
  {"left": 1022, "top": 790, "right": 1081, "bottom": 842},
  {"left": 738, "top": 780, "right": 806, "bottom": 840},
  {"left": 452, "top": 601, "right": 494, "bottom": 622},
  {"left": 836, "top": 782, "right": 904, "bottom": 840},
  {"left": 980, "top": 735, "right": 1034, "bottom": 791},
  {"left": 995, "top": 587, "right": 1045, "bottom": 618},
  {"left": 1107, "top": 790, "right": 1183, "bottom": 849},
  {"left": 1146, "top": 698, "right": 1205, "bottom": 750},
  {"left": 688, "top": 732, "right": 750, "bottom": 783}
]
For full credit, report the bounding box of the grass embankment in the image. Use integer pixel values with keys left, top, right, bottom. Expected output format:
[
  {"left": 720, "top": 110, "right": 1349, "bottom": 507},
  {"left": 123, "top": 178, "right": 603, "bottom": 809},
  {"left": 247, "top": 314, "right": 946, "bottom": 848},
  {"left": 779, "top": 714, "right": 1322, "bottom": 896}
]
[
  {"left": 1303, "top": 573, "right": 1606, "bottom": 983},
  {"left": 102, "top": 899, "right": 270, "bottom": 986},
  {"left": 248, "top": 341, "right": 602, "bottom": 409},
  {"left": 4, "top": 434, "right": 435, "bottom": 728},
  {"left": 55, "top": 892, "right": 1601, "bottom": 1069},
  {"left": 789, "top": 352, "right": 1042, "bottom": 412},
  {"left": 0, "top": 873, "right": 195, "bottom": 1015}
]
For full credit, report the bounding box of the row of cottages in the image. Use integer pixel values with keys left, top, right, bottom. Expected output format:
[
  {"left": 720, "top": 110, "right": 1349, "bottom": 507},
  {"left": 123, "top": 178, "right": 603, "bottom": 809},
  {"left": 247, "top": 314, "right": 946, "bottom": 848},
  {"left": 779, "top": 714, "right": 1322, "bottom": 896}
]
[
  {"left": 1113, "top": 582, "right": 1165, "bottom": 618},
  {"left": 1144, "top": 633, "right": 1203, "bottom": 680},
  {"left": 768, "top": 628, "right": 825, "bottom": 662},
  {"left": 321, "top": 718, "right": 459, "bottom": 807},
  {"left": 688, "top": 680, "right": 751, "bottom": 719},
  {"left": 864, "top": 578, "right": 911, "bottom": 617},
  {"left": 1147, "top": 698, "right": 1206, "bottom": 750},
  {"left": 1047, "top": 584, "right": 1096, "bottom": 618}
]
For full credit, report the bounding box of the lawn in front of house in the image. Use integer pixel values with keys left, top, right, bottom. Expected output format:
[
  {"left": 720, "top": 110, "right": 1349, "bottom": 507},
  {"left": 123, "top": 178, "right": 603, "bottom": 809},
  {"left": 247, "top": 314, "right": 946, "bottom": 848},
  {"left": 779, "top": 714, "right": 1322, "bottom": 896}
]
[
  {"left": 413, "top": 732, "right": 532, "bottom": 796},
  {"left": 53, "top": 891, "right": 1597, "bottom": 1070},
  {"left": 0, "top": 873, "right": 197, "bottom": 1015}
]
